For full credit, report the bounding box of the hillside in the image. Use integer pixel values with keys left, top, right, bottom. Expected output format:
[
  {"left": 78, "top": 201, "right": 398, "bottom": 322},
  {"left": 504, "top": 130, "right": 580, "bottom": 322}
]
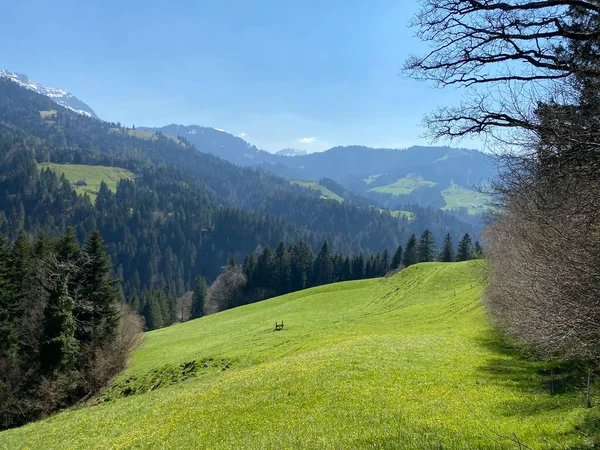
[
  {"left": 39, "top": 163, "right": 134, "bottom": 201},
  {"left": 148, "top": 123, "right": 495, "bottom": 213},
  {"left": 2, "top": 262, "right": 596, "bottom": 449}
]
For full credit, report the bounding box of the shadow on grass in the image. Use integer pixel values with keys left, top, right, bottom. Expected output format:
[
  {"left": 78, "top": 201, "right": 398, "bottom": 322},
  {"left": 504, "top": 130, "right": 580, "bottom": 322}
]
[
  {"left": 477, "top": 330, "right": 589, "bottom": 397},
  {"left": 476, "top": 330, "right": 600, "bottom": 446}
]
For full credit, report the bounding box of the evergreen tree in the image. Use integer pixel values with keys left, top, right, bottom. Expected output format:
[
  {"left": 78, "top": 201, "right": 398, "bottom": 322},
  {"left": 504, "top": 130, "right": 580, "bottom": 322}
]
[
  {"left": 418, "top": 229, "right": 436, "bottom": 262},
  {"left": 56, "top": 227, "right": 80, "bottom": 264},
  {"left": 242, "top": 254, "right": 256, "bottom": 289},
  {"left": 380, "top": 249, "right": 390, "bottom": 274},
  {"left": 457, "top": 233, "right": 473, "bottom": 261},
  {"left": 255, "top": 247, "right": 274, "bottom": 292},
  {"left": 313, "top": 241, "right": 333, "bottom": 285},
  {"left": 79, "top": 230, "right": 118, "bottom": 344},
  {"left": 190, "top": 276, "right": 207, "bottom": 319},
  {"left": 391, "top": 244, "right": 403, "bottom": 270},
  {"left": 438, "top": 233, "right": 454, "bottom": 262},
  {"left": 351, "top": 253, "right": 365, "bottom": 279},
  {"left": 0, "top": 235, "right": 15, "bottom": 359},
  {"left": 40, "top": 270, "right": 78, "bottom": 374},
  {"left": 290, "top": 241, "right": 313, "bottom": 291},
  {"left": 341, "top": 257, "right": 351, "bottom": 281},
  {"left": 403, "top": 234, "right": 418, "bottom": 267},
  {"left": 274, "top": 242, "right": 291, "bottom": 295}
]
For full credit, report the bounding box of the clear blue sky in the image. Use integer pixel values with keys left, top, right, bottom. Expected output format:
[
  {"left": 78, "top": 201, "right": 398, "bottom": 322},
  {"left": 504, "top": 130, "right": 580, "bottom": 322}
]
[{"left": 1, "top": 0, "right": 479, "bottom": 153}]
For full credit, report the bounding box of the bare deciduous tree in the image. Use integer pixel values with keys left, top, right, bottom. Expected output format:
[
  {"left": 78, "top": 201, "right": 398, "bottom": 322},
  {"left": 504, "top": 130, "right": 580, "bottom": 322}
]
[{"left": 406, "top": 0, "right": 600, "bottom": 361}]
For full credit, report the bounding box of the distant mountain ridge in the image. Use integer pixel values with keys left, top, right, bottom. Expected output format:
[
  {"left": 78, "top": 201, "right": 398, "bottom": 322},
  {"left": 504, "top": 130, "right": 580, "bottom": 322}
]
[
  {"left": 148, "top": 123, "right": 496, "bottom": 212},
  {"left": 0, "top": 69, "right": 99, "bottom": 119}
]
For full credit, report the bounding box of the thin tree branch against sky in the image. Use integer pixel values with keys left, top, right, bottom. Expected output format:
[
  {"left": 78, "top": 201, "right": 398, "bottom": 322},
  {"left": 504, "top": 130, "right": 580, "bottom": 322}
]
[{"left": 0, "top": 0, "right": 482, "bottom": 152}]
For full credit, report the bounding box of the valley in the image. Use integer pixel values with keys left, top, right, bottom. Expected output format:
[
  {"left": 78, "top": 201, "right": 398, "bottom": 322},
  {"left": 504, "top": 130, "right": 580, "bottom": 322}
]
[{"left": 1, "top": 262, "right": 596, "bottom": 449}]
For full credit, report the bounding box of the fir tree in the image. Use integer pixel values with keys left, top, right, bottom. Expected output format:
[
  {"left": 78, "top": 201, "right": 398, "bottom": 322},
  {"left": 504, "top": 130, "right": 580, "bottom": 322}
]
[
  {"left": 313, "top": 241, "right": 333, "bottom": 285},
  {"left": 190, "top": 276, "right": 207, "bottom": 319},
  {"left": 391, "top": 244, "right": 403, "bottom": 269},
  {"left": 40, "top": 270, "right": 78, "bottom": 374},
  {"left": 403, "top": 234, "right": 418, "bottom": 267},
  {"left": 79, "top": 230, "right": 119, "bottom": 345},
  {"left": 418, "top": 229, "right": 436, "bottom": 262},
  {"left": 438, "top": 233, "right": 455, "bottom": 262},
  {"left": 457, "top": 233, "right": 473, "bottom": 261},
  {"left": 274, "top": 242, "right": 291, "bottom": 295}
]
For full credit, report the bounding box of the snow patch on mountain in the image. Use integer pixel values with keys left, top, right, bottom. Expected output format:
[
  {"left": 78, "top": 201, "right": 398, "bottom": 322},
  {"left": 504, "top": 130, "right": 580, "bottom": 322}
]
[
  {"left": 277, "top": 148, "right": 308, "bottom": 157},
  {"left": 0, "top": 69, "right": 99, "bottom": 119}
]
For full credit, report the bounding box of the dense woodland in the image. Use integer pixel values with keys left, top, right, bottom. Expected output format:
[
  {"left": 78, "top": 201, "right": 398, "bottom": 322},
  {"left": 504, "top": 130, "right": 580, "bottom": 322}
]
[{"left": 0, "top": 229, "right": 141, "bottom": 430}]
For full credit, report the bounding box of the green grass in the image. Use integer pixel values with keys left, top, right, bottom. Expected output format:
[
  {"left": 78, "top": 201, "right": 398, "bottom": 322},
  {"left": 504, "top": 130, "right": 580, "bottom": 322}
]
[
  {"left": 2, "top": 262, "right": 598, "bottom": 449},
  {"left": 441, "top": 183, "right": 491, "bottom": 215},
  {"left": 370, "top": 175, "right": 437, "bottom": 195},
  {"left": 378, "top": 209, "right": 415, "bottom": 221},
  {"left": 289, "top": 179, "right": 344, "bottom": 202},
  {"left": 39, "top": 163, "right": 134, "bottom": 202},
  {"left": 363, "top": 174, "right": 382, "bottom": 185}
]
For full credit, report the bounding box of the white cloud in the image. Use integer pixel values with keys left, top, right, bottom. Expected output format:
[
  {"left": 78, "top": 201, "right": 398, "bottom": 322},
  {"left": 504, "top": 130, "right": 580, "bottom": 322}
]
[
  {"left": 239, "top": 132, "right": 247, "bottom": 138},
  {"left": 298, "top": 137, "right": 317, "bottom": 144}
]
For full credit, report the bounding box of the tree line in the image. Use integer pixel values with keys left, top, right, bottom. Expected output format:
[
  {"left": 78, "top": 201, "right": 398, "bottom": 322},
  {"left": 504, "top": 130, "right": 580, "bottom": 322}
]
[{"left": 134, "top": 231, "right": 481, "bottom": 330}]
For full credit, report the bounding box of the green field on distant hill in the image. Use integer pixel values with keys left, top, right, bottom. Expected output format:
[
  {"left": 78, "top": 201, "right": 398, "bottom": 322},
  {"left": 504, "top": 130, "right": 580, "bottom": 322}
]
[
  {"left": 2, "top": 261, "right": 597, "bottom": 449},
  {"left": 441, "top": 184, "right": 491, "bottom": 214},
  {"left": 289, "top": 179, "right": 344, "bottom": 202},
  {"left": 369, "top": 175, "right": 437, "bottom": 195},
  {"left": 39, "top": 163, "right": 134, "bottom": 202}
]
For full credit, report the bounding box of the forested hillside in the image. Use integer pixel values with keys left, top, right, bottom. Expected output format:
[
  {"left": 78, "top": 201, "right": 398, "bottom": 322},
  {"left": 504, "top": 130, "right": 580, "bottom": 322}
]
[{"left": 0, "top": 79, "right": 477, "bottom": 299}]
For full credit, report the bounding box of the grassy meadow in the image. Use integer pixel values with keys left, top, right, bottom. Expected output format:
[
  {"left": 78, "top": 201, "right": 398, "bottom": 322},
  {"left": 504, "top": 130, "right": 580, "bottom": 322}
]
[
  {"left": 289, "top": 179, "right": 344, "bottom": 202},
  {"left": 38, "top": 163, "right": 134, "bottom": 202},
  {"left": 369, "top": 176, "right": 437, "bottom": 195},
  {"left": 1, "top": 262, "right": 598, "bottom": 449},
  {"left": 441, "top": 184, "right": 491, "bottom": 214}
]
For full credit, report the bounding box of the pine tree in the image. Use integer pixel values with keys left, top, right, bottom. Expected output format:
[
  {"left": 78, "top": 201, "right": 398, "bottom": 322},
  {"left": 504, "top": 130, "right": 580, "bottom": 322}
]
[
  {"left": 56, "top": 227, "right": 80, "bottom": 264},
  {"left": 418, "top": 229, "right": 436, "bottom": 262},
  {"left": 438, "top": 233, "right": 454, "bottom": 262},
  {"left": 351, "top": 253, "right": 365, "bottom": 279},
  {"left": 381, "top": 249, "right": 390, "bottom": 274},
  {"left": 191, "top": 276, "right": 207, "bottom": 319},
  {"left": 403, "top": 234, "right": 418, "bottom": 267},
  {"left": 341, "top": 257, "right": 351, "bottom": 281},
  {"left": 79, "top": 230, "right": 119, "bottom": 345},
  {"left": 0, "top": 235, "right": 15, "bottom": 359},
  {"left": 313, "top": 241, "right": 333, "bottom": 285},
  {"left": 290, "top": 241, "right": 313, "bottom": 291},
  {"left": 242, "top": 254, "right": 256, "bottom": 289},
  {"left": 274, "top": 242, "right": 291, "bottom": 295},
  {"left": 40, "top": 270, "right": 78, "bottom": 374},
  {"left": 457, "top": 233, "right": 473, "bottom": 261},
  {"left": 391, "top": 244, "right": 403, "bottom": 270},
  {"left": 255, "top": 247, "right": 274, "bottom": 291}
]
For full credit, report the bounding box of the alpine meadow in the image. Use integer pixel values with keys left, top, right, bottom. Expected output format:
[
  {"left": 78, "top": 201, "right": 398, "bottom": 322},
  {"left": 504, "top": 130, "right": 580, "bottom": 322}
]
[{"left": 1, "top": 0, "right": 600, "bottom": 449}]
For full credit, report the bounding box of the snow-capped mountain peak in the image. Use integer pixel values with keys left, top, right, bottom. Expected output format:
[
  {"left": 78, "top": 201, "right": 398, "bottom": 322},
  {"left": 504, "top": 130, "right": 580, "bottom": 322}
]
[
  {"left": 0, "top": 69, "right": 99, "bottom": 119},
  {"left": 276, "top": 148, "right": 308, "bottom": 157}
]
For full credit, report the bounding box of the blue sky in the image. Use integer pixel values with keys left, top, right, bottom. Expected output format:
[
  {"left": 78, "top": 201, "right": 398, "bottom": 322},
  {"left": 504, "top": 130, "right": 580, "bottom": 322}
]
[{"left": 1, "top": 0, "right": 480, "bottom": 153}]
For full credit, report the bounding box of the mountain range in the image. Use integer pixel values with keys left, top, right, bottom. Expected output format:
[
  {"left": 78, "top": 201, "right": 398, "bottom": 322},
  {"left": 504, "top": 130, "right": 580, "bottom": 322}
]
[
  {"left": 0, "top": 69, "right": 98, "bottom": 119},
  {"left": 3, "top": 69, "right": 496, "bottom": 215}
]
